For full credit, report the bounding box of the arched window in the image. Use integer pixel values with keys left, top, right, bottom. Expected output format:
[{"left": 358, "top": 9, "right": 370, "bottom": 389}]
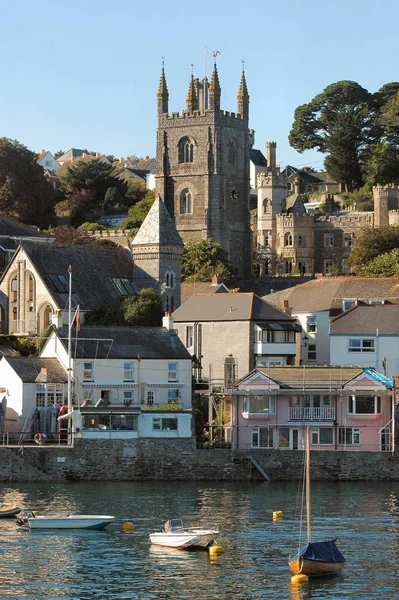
[
  {"left": 180, "top": 189, "right": 193, "bottom": 214},
  {"left": 284, "top": 233, "right": 293, "bottom": 247},
  {"left": 170, "top": 272, "right": 175, "bottom": 288},
  {"left": 228, "top": 139, "right": 237, "bottom": 165},
  {"left": 26, "top": 272, "right": 35, "bottom": 302},
  {"left": 306, "top": 184, "right": 313, "bottom": 193},
  {"left": 166, "top": 273, "right": 170, "bottom": 287},
  {"left": 178, "top": 137, "right": 194, "bottom": 163},
  {"left": 263, "top": 199, "right": 269, "bottom": 214},
  {"left": 9, "top": 273, "right": 18, "bottom": 302},
  {"left": 165, "top": 271, "right": 175, "bottom": 289},
  {"left": 287, "top": 182, "right": 292, "bottom": 192}
]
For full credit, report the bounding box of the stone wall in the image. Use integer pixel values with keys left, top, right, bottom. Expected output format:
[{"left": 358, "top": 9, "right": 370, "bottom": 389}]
[{"left": 0, "top": 440, "right": 399, "bottom": 482}]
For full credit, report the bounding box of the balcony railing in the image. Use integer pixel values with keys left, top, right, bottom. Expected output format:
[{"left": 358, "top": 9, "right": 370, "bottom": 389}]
[{"left": 289, "top": 407, "right": 335, "bottom": 421}]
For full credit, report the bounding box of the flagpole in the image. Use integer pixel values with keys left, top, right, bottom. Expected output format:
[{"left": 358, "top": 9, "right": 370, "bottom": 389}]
[{"left": 67, "top": 265, "right": 72, "bottom": 416}]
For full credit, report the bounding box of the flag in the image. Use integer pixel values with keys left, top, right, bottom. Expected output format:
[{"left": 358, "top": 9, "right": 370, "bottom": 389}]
[{"left": 75, "top": 305, "right": 81, "bottom": 332}]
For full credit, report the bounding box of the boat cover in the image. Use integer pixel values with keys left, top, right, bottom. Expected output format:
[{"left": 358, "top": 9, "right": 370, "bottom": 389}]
[{"left": 299, "top": 540, "right": 345, "bottom": 563}]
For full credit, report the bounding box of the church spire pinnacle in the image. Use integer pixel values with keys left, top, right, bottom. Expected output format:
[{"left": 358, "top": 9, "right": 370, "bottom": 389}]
[
  {"left": 157, "top": 59, "right": 169, "bottom": 115},
  {"left": 237, "top": 62, "right": 249, "bottom": 121},
  {"left": 186, "top": 67, "right": 198, "bottom": 112},
  {"left": 209, "top": 62, "right": 221, "bottom": 111}
]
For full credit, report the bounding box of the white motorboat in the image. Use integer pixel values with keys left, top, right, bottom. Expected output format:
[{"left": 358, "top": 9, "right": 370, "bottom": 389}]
[
  {"left": 17, "top": 512, "right": 116, "bottom": 530},
  {"left": 149, "top": 519, "right": 220, "bottom": 549}
]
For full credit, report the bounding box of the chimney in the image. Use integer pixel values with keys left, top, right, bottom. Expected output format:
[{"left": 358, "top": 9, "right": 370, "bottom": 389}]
[
  {"left": 35, "top": 367, "right": 48, "bottom": 383},
  {"left": 211, "top": 273, "right": 222, "bottom": 286},
  {"left": 162, "top": 312, "right": 174, "bottom": 330},
  {"left": 283, "top": 299, "right": 292, "bottom": 316},
  {"left": 51, "top": 310, "right": 63, "bottom": 328}
]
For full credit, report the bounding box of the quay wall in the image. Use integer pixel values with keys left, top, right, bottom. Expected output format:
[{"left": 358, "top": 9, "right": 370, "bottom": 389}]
[{"left": 0, "top": 440, "right": 398, "bottom": 482}]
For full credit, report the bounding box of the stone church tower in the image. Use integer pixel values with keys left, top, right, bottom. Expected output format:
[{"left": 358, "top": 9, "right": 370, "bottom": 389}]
[
  {"left": 155, "top": 62, "right": 253, "bottom": 278},
  {"left": 132, "top": 196, "right": 183, "bottom": 312}
]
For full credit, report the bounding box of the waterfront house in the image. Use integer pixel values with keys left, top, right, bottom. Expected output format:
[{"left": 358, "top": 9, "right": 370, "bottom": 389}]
[
  {"left": 266, "top": 277, "right": 399, "bottom": 365},
  {"left": 229, "top": 365, "right": 393, "bottom": 452},
  {"left": 172, "top": 292, "right": 301, "bottom": 387},
  {"left": 330, "top": 303, "right": 399, "bottom": 375}
]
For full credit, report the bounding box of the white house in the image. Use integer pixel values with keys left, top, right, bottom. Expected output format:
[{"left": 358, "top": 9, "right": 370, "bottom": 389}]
[
  {"left": 267, "top": 277, "right": 399, "bottom": 366},
  {"left": 36, "top": 150, "right": 60, "bottom": 171},
  {"left": 330, "top": 304, "right": 399, "bottom": 375}
]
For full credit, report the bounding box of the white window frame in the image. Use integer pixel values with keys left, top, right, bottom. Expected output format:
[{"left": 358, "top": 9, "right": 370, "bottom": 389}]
[
  {"left": 349, "top": 395, "right": 381, "bottom": 415},
  {"left": 123, "top": 362, "right": 134, "bottom": 381},
  {"left": 146, "top": 390, "right": 155, "bottom": 405},
  {"left": 343, "top": 299, "right": 356, "bottom": 311},
  {"left": 83, "top": 362, "right": 94, "bottom": 382},
  {"left": 306, "top": 315, "right": 317, "bottom": 333},
  {"left": 348, "top": 338, "right": 375, "bottom": 353},
  {"left": 168, "top": 362, "right": 178, "bottom": 382},
  {"left": 153, "top": 417, "right": 178, "bottom": 431},
  {"left": 185, "top": 326, "right": 193, "bottom": 348},
  {"left": 324, "top": 234, "right": 334, "bottom": 247},
  {"left": 123, "top": 391, "right": 134, "bottom": 405}
]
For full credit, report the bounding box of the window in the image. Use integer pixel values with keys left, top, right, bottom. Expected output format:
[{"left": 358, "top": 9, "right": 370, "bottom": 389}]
[
  {"left": 123, "top": 391, "right": 134, "bottom": 405},
  {"left": 153, "top": 417, "right": 178, "bottom": 431},
  {"left": 324, "top": 260, "right": 335, "bottom": 274},
  {"left": 112, "top": 278, "right": 135, "bottom": 296},
  {"left": 168, "top": 362, "right": 178, "bottom": 381},
  {"left": 306, "top": 316, "right": 317, "bottom": 333},
  {"left": 168, "top": 390, "right": 178, "bottom": 403},
  {"left": 343, "top": 299, "right": 356, "bottom": 311},
  {"left": 311, "top": 428, "right": 334, "bottom": 445},
  {"left": 165, "top": 271, "right": 175, "bottom": 289},
  {"left": 349, "top": 395, "right": 381, "bottom": 415},
  {"left": 297, "top": 235, "right": 306, "bottom": 247},
  {"left": 146, "top": 391, "right": 155, "bottom": 405},
  {"left": 348, "top": 338, "right": 375, "bottom": 353},
  {"left": 11, "top": 277, "right": 18, "bottom": 302},
  {"left": 263, "top": 199, "right": 269, "bottom": 214},
  {"left": 47, "top": 384, "right": 63, "bottom": 405},
  {"left": 264, "top": 232, "right": 270, "bottom": 247},
  {"left": 180, "top": 189, "right": 193, "bottom": 214},
  {"left": 284, "top": 233, "right": 293, "bottom": 246},
  {"left": 264, "top": 330, "right": 295, "bottom": 343},
  {"left": 36, "top": 384, "right": 46, "bottom": 408},
  {"left": 251, "top": 427, "right": 273, "bottom": 448},
  {"left": 82, "top": 390, "right": 93, "bottom": 405},
  {"left": 306, "top": 185, "right": 313, "bottom": 193},
  {"left": 123, "top": 362, "right": 134, "bottom": 381},
  {"left": 324, "top": 234, "right": 334, "bottom": 247},
  {"left": 228, "top": 140, "right": 237, "bottom": 165},
  {"left": 83, "top": 362, "right": 94, "bottom": 381},
  {"left": 82, "top": 413, "right": 138, "bottom": 431},
  {"left": 27, "top": 274, "right": 34, "bottom": 302},
  {"left": 278, "top": 428, "right": 290, "bottom": 448},
  {"left": 344, "top": 233, "right": 353, "bottom": 247},
  {"left": 185, "top": 326, "right": 193, "bottom": 347},
  {"left": 178, "top": 137, "right": 194, "bottom": 163},
  {"left": 165, "top": 294, "right": 174, "bottom": 313},
  {"left": 308, "top": 344, "right": 316, "bottom": 360},
  {"left": 242, "top": 394, "right": 275, "bottom": 414},
  {"left": 339, "top": 427, "right": 360, "bottom": 445},
  {"left": 287, "top": 182, "right": 292, "bottom": 192}
]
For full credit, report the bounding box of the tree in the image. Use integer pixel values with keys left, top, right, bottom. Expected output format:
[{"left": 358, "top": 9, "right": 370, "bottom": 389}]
[
  {"left": 341, "top": 185, "right": 374, "bottom": 211},
  {"left": 122, "top": 288, "right": 163, "bottom": 326},
  {"left": 347, "top": 225, "right": 399, "bottom": 273},
  {"left": 54, "top": 150, "right": 65, "bottom": 159},
  {"left": 59, "top": 158, "right": 127, "bottom": 210},
  {"left": 181, "top": 239, "right": 236, "bottom": 284},
  {"left": 289, "top": 81, "right": 373, "bottom": 191},
  {"left": 365, "top": 90, "right": 399, "bottom": 184},
  {"left": 120, "top": 190, "right": 155, "bottom": 228},
  {"left": 124, "top": 179, "right": 148, "bottom": 207},
  {"left": 359, "top": 248, "right": 399, "bottom": 277},
  {"left": 0, "top": 138, "right": 55, "bottom": 227},
  {"left": 103, "top": 186, "right": 123, "bottom": 212},
  {"left": 50, "top": 225, "right": 95, "bottom": 245}
]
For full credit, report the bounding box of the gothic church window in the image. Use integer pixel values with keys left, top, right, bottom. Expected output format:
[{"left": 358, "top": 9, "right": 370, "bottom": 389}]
[
  {"left": 228, "top": 139, "right": 237, "bottom": 165},
  {"left": 284, "top": 233, "right": 293, "bottom": 246},
  {"left": 297, "top": 235, "right": 306, "bottom": 247},
  {"left": 180, "top": 189, "right": 193, "bottom": 214},
  {"left": 178, "top": 137, "right": 194, "bottom": 163},
  {"left": 165, "top": 271, "right": 175, "bottom": 289}
]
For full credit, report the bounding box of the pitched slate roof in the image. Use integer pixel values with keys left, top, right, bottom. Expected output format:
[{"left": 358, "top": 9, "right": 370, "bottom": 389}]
[
  {"left": 54, "top": 326, "right": 191, "bottom": 360},
  {"left": 3, "top": 357, "right": 68, "bottom": 382},
  {"left": 0, "top": 217, "right": 45, "bottom": 237},
  {"left": 172, "top": 293, "right": 300, "bottom": 325},
  {"left": 330, "top": 304, "right": 399, "bottom": 335},
  {"left": 132, "top": 197, "right": 183, "bottom": 246},
  {"left": 18, "top": 243, "right": 134, "bottom": 311},
  {"left": 266, "top": 277, "right": 399, "bottom": 313},
  {"left": 250, "top": 149, "right": 267, "bottom": 167}
]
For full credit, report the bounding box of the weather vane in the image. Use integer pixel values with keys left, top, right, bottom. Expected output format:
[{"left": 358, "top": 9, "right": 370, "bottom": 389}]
[{"left": 212, "top": 50, "right": 220, "bottom": 63}]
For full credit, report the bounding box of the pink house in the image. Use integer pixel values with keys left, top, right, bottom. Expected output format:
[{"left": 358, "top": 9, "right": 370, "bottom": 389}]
[{"left": 229, "top": 366, "right": 394, "bottom": 452}]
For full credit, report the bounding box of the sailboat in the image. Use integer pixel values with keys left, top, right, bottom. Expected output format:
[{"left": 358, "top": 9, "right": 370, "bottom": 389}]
[{"left": 288, "top": 427, "right": 345, "bottom": 577}]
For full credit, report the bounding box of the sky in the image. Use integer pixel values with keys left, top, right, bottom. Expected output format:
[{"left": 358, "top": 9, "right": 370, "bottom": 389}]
[{"left": 1, "top": 0, "right": 398, "bottom": 170}]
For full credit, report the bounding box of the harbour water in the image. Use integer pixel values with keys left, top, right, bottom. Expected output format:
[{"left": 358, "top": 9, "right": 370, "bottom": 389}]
[{"left": 1, "top": 479, "right": 399, "bottom": 599}]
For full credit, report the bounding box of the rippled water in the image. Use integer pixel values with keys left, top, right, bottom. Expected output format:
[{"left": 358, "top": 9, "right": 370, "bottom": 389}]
[{"left": 0, "top": 480, "right": 399, "bottom": 599}]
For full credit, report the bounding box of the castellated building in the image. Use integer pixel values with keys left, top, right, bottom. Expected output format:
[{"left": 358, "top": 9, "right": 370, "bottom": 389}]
[
  {"left": 257, "top": 145, "right": 399, "bottom": 276},
  {"left": 155, "top": 63, "right": 253, "bottom": 279}
]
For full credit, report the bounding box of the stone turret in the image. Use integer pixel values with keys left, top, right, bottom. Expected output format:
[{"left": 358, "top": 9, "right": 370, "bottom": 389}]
[
  {"left": 186, "top": 74, "right": 199, "bottom": 112},
  {"left": 157, "top": 66, "right": 169, "bottom": 115},
  {"left": 132, "top": 196, "right": 183, "bottom": 311},
  {"left": 373, "top": 184, "right": 399, "bottom": 226},
  {"left": 237, "top": 69, "right": 249, "bottom": 122},
  {"left": 209, "top": 63, "right": 221, "bottom": 111}
]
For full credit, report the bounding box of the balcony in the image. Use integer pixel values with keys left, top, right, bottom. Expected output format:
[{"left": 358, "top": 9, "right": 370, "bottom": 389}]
[{"left": 289, "top": 407, "right": 335, "bottom": 421}]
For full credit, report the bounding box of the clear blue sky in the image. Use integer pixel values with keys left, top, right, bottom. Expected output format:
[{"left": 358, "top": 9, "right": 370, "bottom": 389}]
[{"left": 1, "top": 0, "right": 398, "bottom": 170}]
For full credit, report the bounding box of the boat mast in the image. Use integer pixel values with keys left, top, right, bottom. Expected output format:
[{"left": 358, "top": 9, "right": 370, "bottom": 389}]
[
  {"left": 306, "top": 426, "right": 311, "bottom": 542},
  {"left": 67, "top": 265, "right": 72, "bottom": 415}
]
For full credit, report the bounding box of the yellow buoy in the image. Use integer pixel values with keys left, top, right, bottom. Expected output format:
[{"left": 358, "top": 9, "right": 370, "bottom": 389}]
[
  {"left": 290, "top": 574, "right": 308, "bottom": 584},
  {"left": 121, "top": 521, "right": 135, "bottom": 532},
  {"left": 273, "top": 510, "right": 283, "bottom": 520},
  {"left": 209, "top": 545, "right": 224, "bottom": 557}
]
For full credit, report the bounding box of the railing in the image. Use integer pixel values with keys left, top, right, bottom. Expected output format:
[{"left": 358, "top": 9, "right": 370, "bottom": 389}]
[{"left": 289, "top": 407, "right": 335, "bottom": 421}]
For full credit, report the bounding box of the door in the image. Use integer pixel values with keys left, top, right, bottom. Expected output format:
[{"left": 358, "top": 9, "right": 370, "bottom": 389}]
[{"left": 291, "top": 428, "right": 300, "bottom": 450}]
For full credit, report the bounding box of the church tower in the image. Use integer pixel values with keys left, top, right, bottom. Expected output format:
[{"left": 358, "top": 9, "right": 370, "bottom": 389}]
[
  {"left": 132, "top": 196, "right": 183, "bottom": 312},
  {"left": 155, "top": 61, "right": 253, "bottom": 279}
]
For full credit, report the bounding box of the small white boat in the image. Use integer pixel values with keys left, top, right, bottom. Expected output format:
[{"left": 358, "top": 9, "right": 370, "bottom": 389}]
[
  {"left": 18, "top": 513, "right": 115, "bottom": 530},
  {"left": 149, "top": 519, "right": 220, "bottom": 549}
]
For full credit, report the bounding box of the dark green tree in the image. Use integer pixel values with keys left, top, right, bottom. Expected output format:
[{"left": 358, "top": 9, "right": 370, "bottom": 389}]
[
  {"left": 54, "top": 149, "right": 65, "bottom": 159},
  {"left": 181, "top": 239, "right": 236, "bottom": 284},
  {"left": 347, "top": 225, "right": 399, "bottom": 273},
  {"left": 359, "top": 248, "right": 399, "bottom": 277},
  {"left": 59, "top": 158, "right": 127, "bottom": 210},
  {"left": 289, "top": 81, "right": 373, "bottom": 191},
  {"left": 122, "top": 288, "right": 163, "bottom": 326},
  {"left": 103, "top": 186, "right": 123, "bottom": 212},
  {"left": 0, "top": 138, "right": 55, "bottom": 227},
  {"left": 120, "top": 190, "right": 155, "bottom": 228}
]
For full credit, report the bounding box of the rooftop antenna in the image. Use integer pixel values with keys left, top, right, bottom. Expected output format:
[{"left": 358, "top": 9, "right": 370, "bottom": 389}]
[{"left": 204, "top": 47, "right": 207, "bottom": 79}]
